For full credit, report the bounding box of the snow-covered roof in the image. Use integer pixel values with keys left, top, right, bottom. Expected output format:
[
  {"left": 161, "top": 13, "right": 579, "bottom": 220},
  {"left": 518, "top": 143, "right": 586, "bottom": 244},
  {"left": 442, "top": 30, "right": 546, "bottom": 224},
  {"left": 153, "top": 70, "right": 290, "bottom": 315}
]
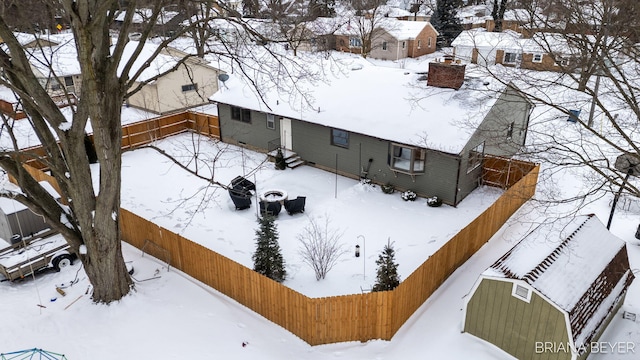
[
  {"left": 0, "top": 181, "right": 60, "bottom": 215},
  {"left": 452, "top": 28, "right": 522, "bottom": 51},
  {"left": 115, "top": 8, "right": 180, "bottom": 25},
  {"left": 116, "top": 41, "right": 185, "bottom": 82},
  {"left": 456, "top": 5, "right": 492, "bottom": 25},
  {"left": 211, "top": 55, "right": 508, "bottom": 153},
  {"left": 23, "top": 33, "right": 81, "bottom": 77},
  {"left": 384, "top": 20, "right": 435, "bottom": 40},
  {"left": 485, "top": 214, "right": 634, "bottom": 348}
]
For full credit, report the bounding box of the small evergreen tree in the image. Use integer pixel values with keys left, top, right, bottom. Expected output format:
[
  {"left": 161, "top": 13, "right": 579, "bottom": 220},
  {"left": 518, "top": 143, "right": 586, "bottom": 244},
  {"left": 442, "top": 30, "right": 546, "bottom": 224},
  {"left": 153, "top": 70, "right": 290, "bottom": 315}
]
[
  {"left": 372, "top": 240, "right": 400, "bottom": 292},
  {"left": 431, "top": 0, "right": 463, "bottom": 48},
  {"left": 252, "top": 215, "right": 286, "bottom": 282}
]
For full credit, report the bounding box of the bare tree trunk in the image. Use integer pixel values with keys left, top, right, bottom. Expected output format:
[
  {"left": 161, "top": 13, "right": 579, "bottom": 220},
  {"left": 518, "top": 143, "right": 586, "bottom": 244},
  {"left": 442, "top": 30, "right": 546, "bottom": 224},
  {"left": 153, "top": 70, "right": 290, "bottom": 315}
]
[{"left": 60, "top": 0, "right": 133, "bottom": 302}]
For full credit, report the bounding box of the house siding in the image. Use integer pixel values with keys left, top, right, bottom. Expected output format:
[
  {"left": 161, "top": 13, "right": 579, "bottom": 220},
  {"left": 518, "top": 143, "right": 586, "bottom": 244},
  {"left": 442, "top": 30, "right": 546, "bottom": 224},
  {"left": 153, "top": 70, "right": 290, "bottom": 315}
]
[
  {"left": 218, "top": 104, "right": 279, "bottom": 149},
  {"left": 465, "top": 279, "right": 572, "bottom": 360},
  {"left": 281, "top": 120, "right": 462, "bottom": 204},
  {"left": 408, "top": 25, "right": 438, "bottom": 58},
  {"left": 464, "top": 85, "right": 531, "bottom": 158}
]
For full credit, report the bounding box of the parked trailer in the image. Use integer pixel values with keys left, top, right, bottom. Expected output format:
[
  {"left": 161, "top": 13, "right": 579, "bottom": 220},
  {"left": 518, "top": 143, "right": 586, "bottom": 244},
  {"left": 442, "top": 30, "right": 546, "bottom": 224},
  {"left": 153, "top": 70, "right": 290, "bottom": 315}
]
[{"left": 0, "top": 231, "right": 75, "bottom": 281}]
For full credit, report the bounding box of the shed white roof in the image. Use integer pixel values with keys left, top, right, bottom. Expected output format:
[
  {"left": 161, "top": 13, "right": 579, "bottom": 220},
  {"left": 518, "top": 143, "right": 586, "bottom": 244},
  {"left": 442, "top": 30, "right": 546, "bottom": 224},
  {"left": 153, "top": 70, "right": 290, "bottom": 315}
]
[{"left": 211, "top": 56, "right": 506, "bottom": 153}]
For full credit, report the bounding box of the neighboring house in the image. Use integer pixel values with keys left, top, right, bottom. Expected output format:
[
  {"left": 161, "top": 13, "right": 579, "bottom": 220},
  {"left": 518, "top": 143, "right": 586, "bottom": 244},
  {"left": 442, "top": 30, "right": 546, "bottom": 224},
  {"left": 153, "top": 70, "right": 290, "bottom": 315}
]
[
  {"left": 16, "top": 32, "right": 220, "bottom": 115},
  {"left": 452, "top": 28, "right": 523, "bottom": 67},
  {"left": 452, "top": 29, "right": 621, "bottom": 72},
  {"left": 463, "top": 214, "right": 635, "bottom": 360},
  {"left": 112, "top": 6, "right": 186, "bottom": 36},
  {"left": 210, "top": 58, "right": 533, "bottom": 206},
  {"left": 18, "top": 33, "right": 83, "bottom": 99},
  {"left": 120, "top": 42, "right": 221, "bottom": 114},
  {"left": 336, "top": 18, "right": 437, "bottom": 60},
  {"left": 369, "top": 20, "right": 438, "bottom": 60}
]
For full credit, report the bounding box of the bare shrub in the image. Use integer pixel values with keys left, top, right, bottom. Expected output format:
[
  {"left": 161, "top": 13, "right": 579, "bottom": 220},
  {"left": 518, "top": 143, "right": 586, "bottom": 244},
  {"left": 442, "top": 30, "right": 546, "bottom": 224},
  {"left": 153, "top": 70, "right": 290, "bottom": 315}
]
[{"left": 297, "top": 215, "right": 347, "bottom": 280}]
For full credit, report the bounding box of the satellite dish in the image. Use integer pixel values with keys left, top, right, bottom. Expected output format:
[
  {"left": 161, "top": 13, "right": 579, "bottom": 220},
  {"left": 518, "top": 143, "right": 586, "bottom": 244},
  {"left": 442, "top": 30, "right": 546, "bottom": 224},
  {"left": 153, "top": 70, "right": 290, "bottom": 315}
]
[{"left": 218, "top": 73, "right": 229, "bottom": 82}]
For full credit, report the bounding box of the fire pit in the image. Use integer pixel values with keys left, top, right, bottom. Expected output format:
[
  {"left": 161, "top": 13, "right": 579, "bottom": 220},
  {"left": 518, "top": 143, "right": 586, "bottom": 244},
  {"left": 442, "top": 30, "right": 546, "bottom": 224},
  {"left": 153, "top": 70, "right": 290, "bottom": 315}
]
[{"left": 259, "top": 189, "right": 288, "bottom": 203}]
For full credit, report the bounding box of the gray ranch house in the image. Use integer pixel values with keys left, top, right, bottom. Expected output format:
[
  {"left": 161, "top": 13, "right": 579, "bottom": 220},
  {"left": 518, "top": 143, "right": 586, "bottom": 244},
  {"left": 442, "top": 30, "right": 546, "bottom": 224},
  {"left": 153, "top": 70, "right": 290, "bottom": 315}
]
[{"left": 211, "top": 58, "right": 533, "bottom": 206}]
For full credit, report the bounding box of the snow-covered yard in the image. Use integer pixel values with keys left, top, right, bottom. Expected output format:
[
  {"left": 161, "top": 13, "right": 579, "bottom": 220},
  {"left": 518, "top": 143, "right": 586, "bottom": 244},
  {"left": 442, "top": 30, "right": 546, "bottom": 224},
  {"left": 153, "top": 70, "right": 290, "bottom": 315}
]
[{"left": 116, "top": 133, "right": 504, "bottom": 297}]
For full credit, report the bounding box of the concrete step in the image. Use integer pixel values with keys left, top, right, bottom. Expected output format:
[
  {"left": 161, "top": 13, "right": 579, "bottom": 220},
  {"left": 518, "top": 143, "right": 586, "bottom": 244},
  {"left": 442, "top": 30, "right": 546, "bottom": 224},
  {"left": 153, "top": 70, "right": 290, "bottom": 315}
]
[{"left": 287, "top": 158, "right": 306, "bottom": 169}]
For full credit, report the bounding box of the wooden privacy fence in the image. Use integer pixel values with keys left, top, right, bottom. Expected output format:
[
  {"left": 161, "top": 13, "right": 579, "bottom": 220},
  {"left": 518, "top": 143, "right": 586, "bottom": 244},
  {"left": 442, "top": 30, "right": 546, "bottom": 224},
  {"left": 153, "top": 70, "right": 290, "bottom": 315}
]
[
  {"left": 20, "top": 110, "right": 220, "bottom": 170},
  {"left": 18, "top": 156, "right": 539, "bottom": 345},
  {"left": 120, "top": 111, "right": 220, "bottom": 150}
]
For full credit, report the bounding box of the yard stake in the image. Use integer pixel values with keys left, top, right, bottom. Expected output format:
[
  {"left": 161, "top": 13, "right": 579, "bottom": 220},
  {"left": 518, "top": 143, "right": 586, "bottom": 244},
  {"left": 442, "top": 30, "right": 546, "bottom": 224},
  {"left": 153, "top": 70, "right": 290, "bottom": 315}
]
[{"left": 64, "top": 295, "right": 83, "bottom": 310}]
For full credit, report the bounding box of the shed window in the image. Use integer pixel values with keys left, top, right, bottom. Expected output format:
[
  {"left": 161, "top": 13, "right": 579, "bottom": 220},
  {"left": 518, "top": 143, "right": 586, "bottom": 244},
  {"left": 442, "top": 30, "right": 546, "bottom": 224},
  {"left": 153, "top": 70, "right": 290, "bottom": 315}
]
[
  {"left": 507, "top": 122, "right": 515, "bottom": 139},
  {"left": 231, "top": 106, "right": 251, "bottom": 123},
  {"left": 417, "top": 40, "right": 422, "bottom": 49},
  {"left": 512, "top": 283, "right": 532, "bottom": 302},
  {"left": 266, "top": 114, "right": 276, "bottom": 130},
  {"left": 401, "top": 41, "right": 406, "bottom": 49},
  {"left": 64, "top": 76, "right": 74, "bottom": 87},
  {"left": 382, "top": 41, "right": 388, "bottom": 51},
  {"left": 331, "top": 129, "right": 349, "bottom": 148},
  {"left": 428, "top": 37, "right": 432, "bottom": 48},
  {"left": 389, "top": 144, "right": 425, "bottom": 173},
  {"left": 467, "top": 142, "right": 484, "bottom": 173}
]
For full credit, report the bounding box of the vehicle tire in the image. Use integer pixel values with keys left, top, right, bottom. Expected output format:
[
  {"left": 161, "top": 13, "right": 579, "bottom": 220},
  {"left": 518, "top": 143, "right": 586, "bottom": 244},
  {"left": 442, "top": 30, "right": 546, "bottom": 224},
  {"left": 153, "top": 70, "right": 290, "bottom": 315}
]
[{"left": 52, "top": 254, "right": 73, "bottom": 271}]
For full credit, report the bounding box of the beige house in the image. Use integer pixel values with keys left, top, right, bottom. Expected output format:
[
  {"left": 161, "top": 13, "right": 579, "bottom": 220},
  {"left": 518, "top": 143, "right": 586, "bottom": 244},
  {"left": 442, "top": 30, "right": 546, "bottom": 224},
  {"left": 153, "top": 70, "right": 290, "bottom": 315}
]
[
  {"left": 19, "top": 32, "right": 220, "bottom": 114},
  {"left": 122, "top": 45, "right": 220, "bottom": 114}
]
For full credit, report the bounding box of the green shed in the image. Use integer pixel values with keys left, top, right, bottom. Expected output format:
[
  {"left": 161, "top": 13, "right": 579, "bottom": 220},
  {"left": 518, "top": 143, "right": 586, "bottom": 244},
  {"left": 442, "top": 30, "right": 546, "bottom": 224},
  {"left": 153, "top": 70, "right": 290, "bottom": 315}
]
[{"left": 463, "top": 214, "right": 634, "bottom": 360}]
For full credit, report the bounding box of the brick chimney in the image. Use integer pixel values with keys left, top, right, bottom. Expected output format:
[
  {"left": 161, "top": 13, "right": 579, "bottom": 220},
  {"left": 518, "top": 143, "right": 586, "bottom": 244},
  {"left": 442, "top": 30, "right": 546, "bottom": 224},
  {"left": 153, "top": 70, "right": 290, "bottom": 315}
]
[{"left": 427, "top": 59, "right": 466, "bottom": 90}]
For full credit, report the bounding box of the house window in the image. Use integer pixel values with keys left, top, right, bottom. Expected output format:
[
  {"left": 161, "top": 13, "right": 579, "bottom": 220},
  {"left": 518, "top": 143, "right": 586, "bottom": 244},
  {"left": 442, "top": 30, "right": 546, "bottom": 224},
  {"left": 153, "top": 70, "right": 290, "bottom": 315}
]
[
  {"left": 428, "top": 37, "right": 432, "bottom": 48},
  {"left": 331, "top": 129, "right": 349, "bottom": 148},
  {"left": 64, "top": 76, "right": 74, "bottom": 87},
  {"left": 181, "top": 83, "right": 198, "bottom": 92},
  {"left": 231, "top": 106, "right": 251, "bottom": 123},
  {"left": 382, "top": 41, "right": 388, "bottom": 51},
  {"left": 512, "top": 283, "right": 532, "bottom": 302},
  {"left": 503, "top": 52, "right": 521, "bottom": 64},
  {"left": 507, "top": 122, "right": 514, "bottom": 139},
  {"left": 401, "top": 41, "right": 406, "bottom": 49},
  {"left": 50, "top": 83, "right": 62, "bottom": 91},
  {"left": 532, "top": 53, "right": 543, "bottom": 63},
  {"left": 467, "top": 142, "right": 484, "bottom": 173},
  {"left": 389, "top": 144, "right": 425, "bottom": 173},
  {"left": 417, "top": 40, "right": 421, "bottom": 49},
  {"left": 349, "top": 37, "right": 362, "bottom": 47},
  {"left": 266, "top": 114, "right": 275, "bottom": 130}
]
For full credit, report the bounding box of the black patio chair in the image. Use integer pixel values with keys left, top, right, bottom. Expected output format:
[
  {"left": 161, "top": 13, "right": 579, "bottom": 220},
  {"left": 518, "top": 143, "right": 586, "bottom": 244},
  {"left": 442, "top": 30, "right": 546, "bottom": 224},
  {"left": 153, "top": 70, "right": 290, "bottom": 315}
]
[
  {"left": 229, "top": 189, "right": 252, "bottom": 210},
  {"left": 283, "top": 196, "right": 306, "bottom": 215},
  {"left": 230, "top": 176, "right": 256, "bottom": 194},
  {"left": 259, "top": 200, "right": 282, "bottom": 217}
]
